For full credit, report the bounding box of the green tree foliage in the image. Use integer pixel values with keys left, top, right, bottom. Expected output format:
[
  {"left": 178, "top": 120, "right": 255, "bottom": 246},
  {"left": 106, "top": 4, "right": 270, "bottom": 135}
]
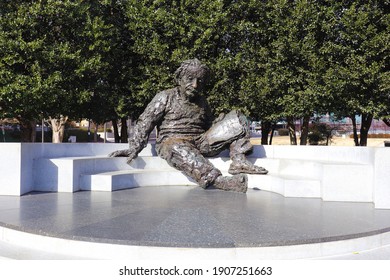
[
  {"left": 228, "top": 0, "right": 388, "bottom": 146},
  {"left": 0, "top": 0, "right": 101, "bottom": 141},
  {"left": 0, "top": 0, "right": 132, "bottom": 142},
  {"left": 268, "top": 0, "right": 330, "bottom": 145},
  {"left": 323, "top": 0, "right": 389, "bottom": 146},
  {"left": 212, "top": 0, "right": 331, "bottom": 145},
  {"left": 123, "top": 0, "right": 231, "bottom": 115},
  {"left": 78, "top": 1, "right": 137, "bottom": 143},
  {"left": 1, "top": 0, "right": 388, "bottom": 145}
]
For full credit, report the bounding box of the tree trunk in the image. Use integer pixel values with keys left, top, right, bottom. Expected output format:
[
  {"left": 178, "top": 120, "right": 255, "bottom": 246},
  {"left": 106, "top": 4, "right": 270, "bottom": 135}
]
[
  {"left": 50, "top": 116, "right": 68, "bottom": 143},
  {"left": 351, "top": 115, "right": 359, "bottom": 146},
  {"left": 269, "top": 126, "right": 275, "bottom": 145},
  {"left": 325, "top": 129, "right": 331, "bottom": 146},
  {"left": 93, "top": 122, "right": 99, "bottom": 142},
  {"left": 112, "top": 119, "right": 120, "bottom": 143},
  {"left": 299, "top": 115, "right": 310, "bottom": 145},
  {"left": 261, "top": 121, "right": 271, "bottom": 145},
  {"left": 359, "top": 114, "right": 373, "bottom": 147},
  {"left": 18, "top": 118, "right": 36, "bottom": 142},
  {"left": 287, "top": 117, "right": 297, "bottom": 145},
  {"left": 120, "top": 117, "right": 128, "bottom": 143}
]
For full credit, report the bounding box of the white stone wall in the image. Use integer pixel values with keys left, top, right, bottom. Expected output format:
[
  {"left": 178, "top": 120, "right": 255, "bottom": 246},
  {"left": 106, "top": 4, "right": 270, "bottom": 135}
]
[
  {"left": 0, "top": 144, "right": 23, "bottom": 196},
  {"left": 0, "top": 143, "right": 389, "bottom": 209},
  {"left": 374, "top": 148, "right": 390, "bottom": 209}
]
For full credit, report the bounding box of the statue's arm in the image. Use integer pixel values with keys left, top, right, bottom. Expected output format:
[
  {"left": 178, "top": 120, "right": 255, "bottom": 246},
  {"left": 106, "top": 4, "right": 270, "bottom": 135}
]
[{"left": 109, "top": 92, "right": 168, "bottom": 162}]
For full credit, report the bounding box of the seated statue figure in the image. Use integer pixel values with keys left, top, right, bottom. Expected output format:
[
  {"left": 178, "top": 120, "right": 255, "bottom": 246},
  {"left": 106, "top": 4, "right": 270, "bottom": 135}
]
[{"left": 109, "top": 59, "right": 268, "bottom": 192}]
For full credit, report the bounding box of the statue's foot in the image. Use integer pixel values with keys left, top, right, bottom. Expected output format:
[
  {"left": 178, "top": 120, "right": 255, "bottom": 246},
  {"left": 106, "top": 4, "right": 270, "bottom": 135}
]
[
  {"left": 213, "top": 174, "right": 248, "bottom": 193},
  {"left": 228, "top": 160, "right": 268, "bottom": 175},
  {"left": 108, "top": 149, "right": 131, "bottom": 157}
]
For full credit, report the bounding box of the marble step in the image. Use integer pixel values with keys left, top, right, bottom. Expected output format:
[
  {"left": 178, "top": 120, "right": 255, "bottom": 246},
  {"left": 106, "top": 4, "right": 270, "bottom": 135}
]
[
  {"left": 80, "top": 168, "right": 321, "bottom": 198},
  {"left": 248, "top": 174, "right": 322, "bottom": 198},
  {"left": 80, "top": 169, "right": 196, "bottom": 191}
]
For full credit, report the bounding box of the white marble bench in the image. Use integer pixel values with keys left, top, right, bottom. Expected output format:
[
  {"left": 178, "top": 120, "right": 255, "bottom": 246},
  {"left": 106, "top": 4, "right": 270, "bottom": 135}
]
[{"left": 1, "top": 143, "right": 389, "bottom": 209}]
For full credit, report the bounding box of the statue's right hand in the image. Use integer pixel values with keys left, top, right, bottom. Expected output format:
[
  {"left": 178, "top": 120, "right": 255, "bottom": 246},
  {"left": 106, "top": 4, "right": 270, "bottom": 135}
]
[
  {"left": 126, "top": 156, "right": 136, "bottom": 164},
  {"left": 109, "top": 149, "right": 137, "bottom": 165},
  {"left": 108, "top": 149, "right": 131, "bottom": 157}
]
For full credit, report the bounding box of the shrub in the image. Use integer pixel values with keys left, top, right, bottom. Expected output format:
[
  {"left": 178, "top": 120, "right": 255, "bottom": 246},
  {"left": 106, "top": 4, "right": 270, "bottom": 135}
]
[
  {"left": 277, "top": 128, "right": 289, "bottom": 136},
  {"left": 308, "top": 123, "right": 333, "bottom": 145}
]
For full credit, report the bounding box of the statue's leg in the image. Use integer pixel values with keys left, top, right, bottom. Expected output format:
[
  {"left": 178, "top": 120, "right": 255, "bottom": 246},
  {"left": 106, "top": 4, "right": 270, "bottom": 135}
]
[
  {"left": 197, "top": 110, "right": 248, "bottom": 156},
  {"left": 157, "top": 139, "right": 247, "bottom": 192},
  {"left": 158, "top": 139, "right": 221, "bottom": 188},
  {"left": 198, "top": 110, "right": 268, "bottom": 175},
  {"left": 229, "top": 138, "right": 268, "bottom": 175}
]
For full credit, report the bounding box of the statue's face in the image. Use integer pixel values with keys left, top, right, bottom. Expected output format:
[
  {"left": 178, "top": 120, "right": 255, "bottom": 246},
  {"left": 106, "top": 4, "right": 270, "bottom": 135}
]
[{"left": 179, "top": 66, "right": 207, "bottom": 99}]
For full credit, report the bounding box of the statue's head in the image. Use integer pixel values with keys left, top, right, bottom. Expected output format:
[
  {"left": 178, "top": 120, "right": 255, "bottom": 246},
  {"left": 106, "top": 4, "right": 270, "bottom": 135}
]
[{"left": 174, "top": 59, "right": 210, "bottom": 99}]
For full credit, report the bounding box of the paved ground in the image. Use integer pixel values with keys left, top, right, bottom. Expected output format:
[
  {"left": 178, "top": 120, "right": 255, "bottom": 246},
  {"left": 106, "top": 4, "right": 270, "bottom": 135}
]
[{"left": 1, "top": 186, "right": 390, "bottom": 256}]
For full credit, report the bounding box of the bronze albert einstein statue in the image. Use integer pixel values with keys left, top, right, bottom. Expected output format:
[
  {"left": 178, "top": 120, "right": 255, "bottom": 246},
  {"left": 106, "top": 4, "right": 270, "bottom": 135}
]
[{"left": 109, "top": 59, "right": 268, "bottom": 192}]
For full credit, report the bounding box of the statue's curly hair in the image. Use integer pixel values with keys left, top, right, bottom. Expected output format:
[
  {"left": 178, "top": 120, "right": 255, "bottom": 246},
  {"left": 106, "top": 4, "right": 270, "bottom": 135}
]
[{"left": 174, "top": 59, "right": 210, "bottom": 85}]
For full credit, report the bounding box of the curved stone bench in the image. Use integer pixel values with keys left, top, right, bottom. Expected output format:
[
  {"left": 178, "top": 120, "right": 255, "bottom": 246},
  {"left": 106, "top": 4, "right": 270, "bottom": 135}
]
[
  {"left": 32, "top": 155, "right": 371, "bottom": 204},
  {"left": 1, "top": 143, "right": 389, "bottom": 209}
]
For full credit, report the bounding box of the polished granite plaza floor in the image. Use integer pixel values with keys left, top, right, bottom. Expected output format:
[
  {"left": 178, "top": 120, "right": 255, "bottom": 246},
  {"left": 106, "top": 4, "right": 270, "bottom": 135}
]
[{"left": 1, "top": 186, "right": 390, "bottom": 248}]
